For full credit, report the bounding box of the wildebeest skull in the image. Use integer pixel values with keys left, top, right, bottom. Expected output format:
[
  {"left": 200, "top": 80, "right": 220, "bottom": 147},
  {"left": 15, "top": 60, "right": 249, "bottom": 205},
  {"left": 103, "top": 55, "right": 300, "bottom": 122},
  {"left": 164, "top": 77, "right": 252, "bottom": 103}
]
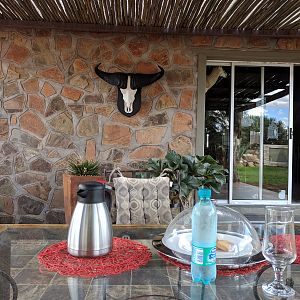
[{"left": 95, "top": 64, "right": 164, "bottom": 117}]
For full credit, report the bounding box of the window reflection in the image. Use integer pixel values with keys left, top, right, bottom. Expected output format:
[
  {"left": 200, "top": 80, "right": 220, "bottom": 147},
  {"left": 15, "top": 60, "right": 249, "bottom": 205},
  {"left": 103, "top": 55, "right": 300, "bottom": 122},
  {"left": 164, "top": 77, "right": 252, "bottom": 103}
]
[
  {"left": 233, "top": 66, "right": 261, "bottom": 200},
  {"left": 263, "top": 67, "right": 289, "bottom": 200},
  {"left": 205, "top": 66, "right": 231, "bottom": 200}
]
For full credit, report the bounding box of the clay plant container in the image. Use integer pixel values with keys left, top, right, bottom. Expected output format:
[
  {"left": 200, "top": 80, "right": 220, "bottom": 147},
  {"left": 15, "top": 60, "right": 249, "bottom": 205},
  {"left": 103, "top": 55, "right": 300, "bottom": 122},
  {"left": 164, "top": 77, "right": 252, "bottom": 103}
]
[{"left": 63, "top": 160, "right": 104, "bottom": 224}]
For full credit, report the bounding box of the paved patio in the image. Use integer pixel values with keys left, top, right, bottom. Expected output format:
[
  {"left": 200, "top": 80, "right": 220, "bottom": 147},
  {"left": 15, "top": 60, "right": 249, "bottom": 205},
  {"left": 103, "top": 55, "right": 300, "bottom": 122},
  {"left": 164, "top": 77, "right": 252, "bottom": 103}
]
[{"left": 232, "top": 182, "right": 283, "bottom": 201}]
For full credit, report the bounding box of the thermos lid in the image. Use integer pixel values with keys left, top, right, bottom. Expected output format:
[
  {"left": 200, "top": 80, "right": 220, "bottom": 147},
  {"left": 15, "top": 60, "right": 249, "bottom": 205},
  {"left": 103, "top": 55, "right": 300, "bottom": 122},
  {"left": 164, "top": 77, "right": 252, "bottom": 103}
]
[
  {"left": 77, "top": 181, "right": 109, "bottom": 204},
  {"left": 78, "top": 181, "right": 105, "bottom": 190}
]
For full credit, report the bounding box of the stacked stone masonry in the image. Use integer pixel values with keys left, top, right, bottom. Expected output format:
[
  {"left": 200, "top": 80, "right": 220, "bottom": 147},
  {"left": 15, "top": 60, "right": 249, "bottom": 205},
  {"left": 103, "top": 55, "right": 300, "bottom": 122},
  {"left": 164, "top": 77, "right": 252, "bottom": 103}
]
[{"left": 0, "top": 28, "right": 299, "bottom": 223}]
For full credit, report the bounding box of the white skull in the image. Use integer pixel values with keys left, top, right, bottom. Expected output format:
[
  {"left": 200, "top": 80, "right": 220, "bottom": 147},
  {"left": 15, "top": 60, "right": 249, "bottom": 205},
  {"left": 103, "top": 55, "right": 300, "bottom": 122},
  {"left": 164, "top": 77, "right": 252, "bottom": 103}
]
[{"left": 120, "top": 76, "right": 137, "bottom": 113}]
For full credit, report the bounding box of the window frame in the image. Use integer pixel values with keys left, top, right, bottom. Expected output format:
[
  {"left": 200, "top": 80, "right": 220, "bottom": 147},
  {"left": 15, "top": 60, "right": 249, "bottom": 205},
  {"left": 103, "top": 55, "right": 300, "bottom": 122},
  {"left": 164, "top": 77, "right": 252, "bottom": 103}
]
[{"left": 197, "top": 55, "right": 297, "bottom": 205}]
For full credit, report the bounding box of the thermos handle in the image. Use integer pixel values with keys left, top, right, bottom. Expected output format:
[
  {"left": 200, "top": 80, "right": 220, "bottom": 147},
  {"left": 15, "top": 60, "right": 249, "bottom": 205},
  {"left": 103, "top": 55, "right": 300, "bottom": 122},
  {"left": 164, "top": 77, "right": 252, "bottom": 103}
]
[{"left": 104, "top": 185, "right": 112, "bottom": 212}]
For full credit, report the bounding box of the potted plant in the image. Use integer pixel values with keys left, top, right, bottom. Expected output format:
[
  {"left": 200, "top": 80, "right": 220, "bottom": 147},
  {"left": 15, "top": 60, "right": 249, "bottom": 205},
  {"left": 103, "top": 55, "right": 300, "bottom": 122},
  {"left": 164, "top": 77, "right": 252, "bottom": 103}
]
[
  {"left": 147, "top": 150, "right": 227, "bottom": 211},
  {"left": 63, "top": 159, "right": 104, "bottom": 223}
]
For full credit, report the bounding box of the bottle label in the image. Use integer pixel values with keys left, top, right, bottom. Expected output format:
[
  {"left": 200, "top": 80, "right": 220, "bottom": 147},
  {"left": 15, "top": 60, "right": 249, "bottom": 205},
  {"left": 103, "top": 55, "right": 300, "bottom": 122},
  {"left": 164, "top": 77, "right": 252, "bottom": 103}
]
[{"left": 191, "top": 245, "right": 216, "bottom": 266}]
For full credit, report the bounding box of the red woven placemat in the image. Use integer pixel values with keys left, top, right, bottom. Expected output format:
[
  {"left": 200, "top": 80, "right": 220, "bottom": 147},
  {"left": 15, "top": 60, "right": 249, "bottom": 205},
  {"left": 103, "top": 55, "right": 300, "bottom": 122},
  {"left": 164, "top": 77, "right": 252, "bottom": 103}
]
[
  {"left": 38, "top": 237, "right": 151, "bottom": 278},
  {"left": 159, "top": 235, "right": 300, "bottom": 277}
]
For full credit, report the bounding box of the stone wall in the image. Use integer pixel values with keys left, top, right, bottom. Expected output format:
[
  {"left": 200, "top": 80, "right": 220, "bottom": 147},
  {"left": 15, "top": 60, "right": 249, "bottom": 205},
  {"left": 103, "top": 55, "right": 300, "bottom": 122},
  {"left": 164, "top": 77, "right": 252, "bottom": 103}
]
[{"left": 0, "top": 28, "right": 299, "bottom": 223}]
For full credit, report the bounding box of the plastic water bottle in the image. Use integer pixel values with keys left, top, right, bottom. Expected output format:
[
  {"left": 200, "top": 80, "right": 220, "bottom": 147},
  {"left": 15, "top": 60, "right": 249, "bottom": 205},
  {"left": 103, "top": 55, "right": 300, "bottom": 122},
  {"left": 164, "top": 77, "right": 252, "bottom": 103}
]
[
  {"left": 190, "top": 283, "right": 217, "bottom": 299},
  {"left": 191, "top": 187, "right": 217, "bottom": 284}
]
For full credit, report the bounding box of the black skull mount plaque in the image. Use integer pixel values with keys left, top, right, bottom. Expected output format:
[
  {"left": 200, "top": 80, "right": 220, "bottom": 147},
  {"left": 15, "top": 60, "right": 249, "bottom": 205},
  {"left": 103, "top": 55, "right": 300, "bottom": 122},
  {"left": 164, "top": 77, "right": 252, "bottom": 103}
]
[{"left": 95, "top": 63, "right": 164, "bottom": 117}]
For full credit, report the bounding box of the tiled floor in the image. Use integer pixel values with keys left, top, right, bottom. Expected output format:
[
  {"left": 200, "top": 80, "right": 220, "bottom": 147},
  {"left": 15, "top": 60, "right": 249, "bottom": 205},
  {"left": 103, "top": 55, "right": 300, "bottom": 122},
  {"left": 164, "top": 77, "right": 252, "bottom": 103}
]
[{"left": 1, "top": 239, "right": 300, "bottom": 299}]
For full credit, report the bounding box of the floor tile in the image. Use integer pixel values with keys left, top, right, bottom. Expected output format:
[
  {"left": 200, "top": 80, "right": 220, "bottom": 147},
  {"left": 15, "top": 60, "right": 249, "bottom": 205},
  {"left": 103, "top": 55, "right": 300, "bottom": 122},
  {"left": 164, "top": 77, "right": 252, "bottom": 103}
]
[
  {"left": 131, "top": 285, "right": 174, "bottom": 298},
  {"left": 92, "top": 272, "right": 131, "bottom": 285},
  {"left": 216, "top": 283, "right": 254, "bottom": 300},
  {"left": 11, "top": 243, "right": 45, "bottom": 256},
  {"left": 84, "top": 285, "right": 106, "bottom": 300},
  {"left": 215, "top": 274, "right": 249, "bottom": 287},
  {"left": 167, "top": 268, "right": 192, "bottom": 286},
  {"left": 106, "top": 285, "right": 131, "bottom": 300},
  {"left": 11, "top": 255, "right": 33, "bottom": 268},
  {"left": 40, "top": 284, "right": 88, "bottom": 300},
  {"left": 15, "top": 268, "right": 55, "bottom": 285},
  {"left": 139, "top": 258, "right": 170, "bottom": 269},
  {"left": 50, "top": 274, "right": 92, "bottom": 286},
  {"left": 132, "top": 268, "right": 170, "bottom": 285},
  {"left": 16, "top": 285, "right": 48, "bottom": 300},
  {"left": 25, "top": 255, "right": 40, "bottom": 268},
  {"left": 11, "top": 268, "right": 22, "bottom": 278},
  {"left": 173, "top": 284, "right": 218, "bottom": 300}
]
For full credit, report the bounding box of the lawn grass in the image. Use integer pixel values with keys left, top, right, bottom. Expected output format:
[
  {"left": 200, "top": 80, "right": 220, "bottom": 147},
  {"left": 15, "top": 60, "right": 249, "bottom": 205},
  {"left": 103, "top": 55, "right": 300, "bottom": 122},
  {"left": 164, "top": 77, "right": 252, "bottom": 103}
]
[{"left": 237, "top": 165, "right": 288, "bottom": 190}]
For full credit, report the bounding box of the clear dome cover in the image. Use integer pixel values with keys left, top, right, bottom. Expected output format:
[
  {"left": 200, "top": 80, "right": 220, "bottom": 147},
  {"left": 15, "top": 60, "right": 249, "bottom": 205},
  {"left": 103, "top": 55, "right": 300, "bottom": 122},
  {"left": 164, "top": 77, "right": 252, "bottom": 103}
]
[{"left": 162, "top": 206, "right": 262, "bottom": 266}]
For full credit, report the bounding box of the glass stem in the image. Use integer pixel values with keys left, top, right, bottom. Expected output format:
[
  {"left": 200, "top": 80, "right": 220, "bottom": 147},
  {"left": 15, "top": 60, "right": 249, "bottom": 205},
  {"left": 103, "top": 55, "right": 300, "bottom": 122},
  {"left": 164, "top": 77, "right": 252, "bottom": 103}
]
[{"left": 273, "top": 265, "right": 286, "bottom": 285}]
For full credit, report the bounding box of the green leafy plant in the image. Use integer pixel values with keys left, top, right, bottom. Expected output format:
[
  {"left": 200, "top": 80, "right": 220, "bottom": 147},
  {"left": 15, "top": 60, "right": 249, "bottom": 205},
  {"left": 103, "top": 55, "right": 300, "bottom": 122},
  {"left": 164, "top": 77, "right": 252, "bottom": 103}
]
[
  {"left": 67, "top": 159, "right": 100, "bottom": 176},
  {"left": 147, "top": 150, "right": 228, "bottom": 206}
]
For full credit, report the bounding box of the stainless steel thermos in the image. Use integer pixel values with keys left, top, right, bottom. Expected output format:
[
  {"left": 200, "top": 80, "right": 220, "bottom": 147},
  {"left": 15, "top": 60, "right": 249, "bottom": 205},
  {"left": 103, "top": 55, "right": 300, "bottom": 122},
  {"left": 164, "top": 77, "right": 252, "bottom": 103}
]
[{"left": 67, "top": 181, "right": 113, "bottom": 257}]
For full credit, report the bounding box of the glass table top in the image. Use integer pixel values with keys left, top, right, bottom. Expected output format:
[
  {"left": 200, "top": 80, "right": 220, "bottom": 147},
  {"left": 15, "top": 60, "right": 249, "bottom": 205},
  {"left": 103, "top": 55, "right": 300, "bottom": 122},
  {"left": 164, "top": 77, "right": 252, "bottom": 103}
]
[{"left": 0, "top": 224, "right": 300, "bottom": 300}]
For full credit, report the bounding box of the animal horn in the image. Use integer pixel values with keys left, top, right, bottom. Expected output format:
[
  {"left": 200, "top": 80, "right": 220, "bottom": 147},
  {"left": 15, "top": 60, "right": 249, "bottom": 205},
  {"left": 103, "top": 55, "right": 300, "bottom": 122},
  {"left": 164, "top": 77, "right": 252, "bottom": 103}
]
[
  {"left": 132, "top": 66, "right": 164, "bottom": 89},
  {"left": 94, "top": 63, "right": 122, "bottom": 87}
]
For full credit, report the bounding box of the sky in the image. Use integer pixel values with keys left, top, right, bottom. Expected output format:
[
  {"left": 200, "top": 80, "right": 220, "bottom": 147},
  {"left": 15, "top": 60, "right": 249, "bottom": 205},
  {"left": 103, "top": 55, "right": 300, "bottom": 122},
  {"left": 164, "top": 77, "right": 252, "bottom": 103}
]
[{"left": 247, "top": 94, "right": 289, "bottom": 127}]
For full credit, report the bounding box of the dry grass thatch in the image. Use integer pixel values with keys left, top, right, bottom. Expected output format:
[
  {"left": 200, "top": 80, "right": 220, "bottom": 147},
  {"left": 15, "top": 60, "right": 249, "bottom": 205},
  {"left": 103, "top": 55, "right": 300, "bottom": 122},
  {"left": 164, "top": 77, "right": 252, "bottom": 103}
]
[{"left": 0, "top": 0, "right": 299, "bottom": 36}]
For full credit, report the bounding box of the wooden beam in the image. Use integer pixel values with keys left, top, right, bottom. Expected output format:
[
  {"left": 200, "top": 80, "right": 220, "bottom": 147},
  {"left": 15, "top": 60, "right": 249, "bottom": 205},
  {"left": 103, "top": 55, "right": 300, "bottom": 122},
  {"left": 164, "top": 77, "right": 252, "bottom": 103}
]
[
  {"left": 201, "top": 49, "right": 300, "bottom": 64},
  {"left": 0, "top": 19, "right": 299, "bottom": 37}
]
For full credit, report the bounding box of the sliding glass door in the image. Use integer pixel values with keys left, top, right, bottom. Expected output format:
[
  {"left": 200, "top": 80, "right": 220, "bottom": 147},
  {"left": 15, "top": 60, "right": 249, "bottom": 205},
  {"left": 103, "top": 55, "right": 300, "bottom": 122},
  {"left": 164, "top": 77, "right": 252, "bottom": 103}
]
[
  {"left": 204, "top": 65, "right": 231, "bottom": 201},
  {"left": 205, "top": 63, "right": 292, "bottom": 204}
]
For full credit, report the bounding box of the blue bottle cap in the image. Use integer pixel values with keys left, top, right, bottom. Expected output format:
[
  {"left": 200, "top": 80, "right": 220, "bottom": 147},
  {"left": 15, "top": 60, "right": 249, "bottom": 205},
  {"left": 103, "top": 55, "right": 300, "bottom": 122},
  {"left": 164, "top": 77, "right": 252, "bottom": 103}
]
[{"left": 198, "top": 187, "right": 211, "bottom": 198}]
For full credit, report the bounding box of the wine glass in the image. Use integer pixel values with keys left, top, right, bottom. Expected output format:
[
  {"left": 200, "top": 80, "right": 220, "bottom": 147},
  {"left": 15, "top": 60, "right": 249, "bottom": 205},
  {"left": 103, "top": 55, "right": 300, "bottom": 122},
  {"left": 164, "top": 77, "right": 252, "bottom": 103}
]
[{"left": 262, "top": 206, "right": 297, "bottom": 297}]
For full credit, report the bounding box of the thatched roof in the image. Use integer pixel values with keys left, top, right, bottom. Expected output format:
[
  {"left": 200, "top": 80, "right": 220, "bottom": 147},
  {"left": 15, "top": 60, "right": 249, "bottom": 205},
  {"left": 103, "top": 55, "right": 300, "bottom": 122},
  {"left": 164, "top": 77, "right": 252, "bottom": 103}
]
[{"left": 0, "top": 0, "right": 299, "bottom": 37}]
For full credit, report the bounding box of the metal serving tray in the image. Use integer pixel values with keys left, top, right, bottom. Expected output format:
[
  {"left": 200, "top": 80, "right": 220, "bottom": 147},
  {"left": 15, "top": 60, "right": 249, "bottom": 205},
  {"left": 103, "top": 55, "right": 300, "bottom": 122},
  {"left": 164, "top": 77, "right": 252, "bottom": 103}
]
[{"left": 152, "top": 234, "right": 266, "bottom": 269}]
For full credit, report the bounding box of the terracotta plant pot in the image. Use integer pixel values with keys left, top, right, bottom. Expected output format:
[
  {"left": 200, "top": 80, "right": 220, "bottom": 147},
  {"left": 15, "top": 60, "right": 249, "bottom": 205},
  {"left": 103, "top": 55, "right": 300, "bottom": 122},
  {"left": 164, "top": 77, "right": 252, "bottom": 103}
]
[{"left": 63, "top": 174, "right": 104, "bottom": 224}]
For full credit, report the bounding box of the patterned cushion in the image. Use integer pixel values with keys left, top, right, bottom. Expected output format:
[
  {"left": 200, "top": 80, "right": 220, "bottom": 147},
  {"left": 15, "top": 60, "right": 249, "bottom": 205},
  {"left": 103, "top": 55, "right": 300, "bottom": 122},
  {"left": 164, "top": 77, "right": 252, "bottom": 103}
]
[{"left": 113, "top": 177, "right": 172, "bottom": 225}]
